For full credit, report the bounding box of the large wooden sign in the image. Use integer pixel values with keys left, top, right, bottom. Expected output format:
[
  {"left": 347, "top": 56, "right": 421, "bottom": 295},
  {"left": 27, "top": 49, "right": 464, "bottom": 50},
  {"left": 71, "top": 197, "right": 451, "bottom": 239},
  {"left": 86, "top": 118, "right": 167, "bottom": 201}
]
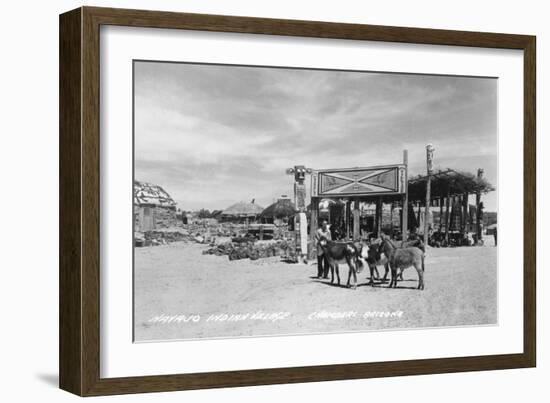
[{"left": 311, "top": 165, "right": 406, "bottom": 197}]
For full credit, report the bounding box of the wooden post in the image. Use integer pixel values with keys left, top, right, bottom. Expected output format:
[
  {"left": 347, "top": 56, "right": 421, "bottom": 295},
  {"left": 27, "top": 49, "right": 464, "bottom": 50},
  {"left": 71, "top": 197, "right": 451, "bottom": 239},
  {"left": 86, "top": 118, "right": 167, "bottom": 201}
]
[
  {"left": 458, "top": 195, "right": 463, "bottom": 234},
  {"left": 309, "top": 197, "right": 319, "bottom": 258},
  {"left": 423, "top": 198, "right": 430, "bottom": 246},
  {"left": 444, "top": 191, "right": 451, "bottom": 243},
  {"left": 461, "top": 192, "right": 469, "bottom": 235},
  {"left": 345, "top": 199, "right": 352, "bottom": 240},
  {"left": 375, "top": 198, "right": 383, "bottom": 238},
  {"left": 389, "top": 202, "right": 394, "bottom": 237},
  {"left": 439, "top": 197, "right": 444, "bottom": 231},
  {"left": 450, "top": 196, "right": 456, "bottom": 232},
  {"left": 469, "top": 198, "right": 475, "bottom": 230},
  {"left": 424, "top": 144, "right": 434, "bottom": 248},
  {"left": 476, "top": 168, "right": 484, "bottom": 243},
  {"left": 353, "top": 198, "right": 360, "bottom": 240},
  {"left": 399, "top": 204, "right": 404, "bottom": 235},
  {"left": 402, "top": 150, "right": 409, "bottom": 241}
]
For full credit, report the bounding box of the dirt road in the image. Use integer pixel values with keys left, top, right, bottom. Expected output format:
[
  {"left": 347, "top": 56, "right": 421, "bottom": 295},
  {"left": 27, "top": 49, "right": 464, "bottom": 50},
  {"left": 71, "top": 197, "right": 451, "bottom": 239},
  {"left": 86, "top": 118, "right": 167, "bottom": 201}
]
[{"left": 134, "top": 243, "right": 497, "bottom": 341}]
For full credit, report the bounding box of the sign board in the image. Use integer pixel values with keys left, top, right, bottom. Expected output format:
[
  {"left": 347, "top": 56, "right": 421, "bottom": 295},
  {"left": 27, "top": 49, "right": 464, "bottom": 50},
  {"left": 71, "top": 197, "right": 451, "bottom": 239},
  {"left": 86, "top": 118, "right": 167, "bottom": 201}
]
[{"left": 311, "top": 165, "right": 406, "bottom": 197}]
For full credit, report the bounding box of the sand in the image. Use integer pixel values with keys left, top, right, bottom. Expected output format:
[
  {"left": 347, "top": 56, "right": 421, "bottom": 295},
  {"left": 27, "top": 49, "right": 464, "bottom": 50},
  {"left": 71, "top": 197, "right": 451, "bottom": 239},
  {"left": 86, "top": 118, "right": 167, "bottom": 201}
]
[{"left": 134, "top": 242, "right": 497, "bottom": 342}]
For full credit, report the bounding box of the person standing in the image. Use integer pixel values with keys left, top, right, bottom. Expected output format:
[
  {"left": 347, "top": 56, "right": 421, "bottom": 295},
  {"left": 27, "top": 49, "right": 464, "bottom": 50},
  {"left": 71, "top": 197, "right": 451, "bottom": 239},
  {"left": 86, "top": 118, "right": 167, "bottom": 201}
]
[{"left": 315, "top": 220, "right": 332, "bottom": 278}]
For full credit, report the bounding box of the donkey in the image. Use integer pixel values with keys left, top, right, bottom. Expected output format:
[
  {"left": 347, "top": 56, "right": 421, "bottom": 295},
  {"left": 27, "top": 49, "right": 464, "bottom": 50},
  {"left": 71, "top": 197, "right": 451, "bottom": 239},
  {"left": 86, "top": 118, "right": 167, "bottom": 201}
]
[
  {"left": 318, "top": 237, "right": 366, "bottom": 289},
  {"left": 363, "top": 239, "right": 409, "bottom": 284},
  {"left": 362, "top": 241, "right": 386, "bottom": 285},
  {"left": 378, "top": 235, "right": 425, "bottom": 290}
]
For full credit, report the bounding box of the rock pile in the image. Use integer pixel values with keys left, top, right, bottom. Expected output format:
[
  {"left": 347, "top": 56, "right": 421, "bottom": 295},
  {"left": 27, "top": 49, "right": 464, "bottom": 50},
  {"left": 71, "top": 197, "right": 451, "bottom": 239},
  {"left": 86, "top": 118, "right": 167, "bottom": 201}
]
[
  {"left": 134, "top": 221, "right": 299, "bottom": 263},
  {"left": 134, "top": 222, "right": 241, "bottom": 247},
  {"left": 202, "top": 239, "right": 298, "bottom": 262},
  {"left": 134, "top": 229, "right": 191, "bottom": 247}
]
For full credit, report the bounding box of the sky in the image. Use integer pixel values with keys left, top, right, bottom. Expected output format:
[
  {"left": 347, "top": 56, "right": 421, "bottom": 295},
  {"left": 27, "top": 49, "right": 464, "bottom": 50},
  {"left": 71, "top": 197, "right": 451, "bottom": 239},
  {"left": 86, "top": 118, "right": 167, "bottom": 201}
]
[{"left": 134, "top": 61, "right": 498, "bottom": 212}]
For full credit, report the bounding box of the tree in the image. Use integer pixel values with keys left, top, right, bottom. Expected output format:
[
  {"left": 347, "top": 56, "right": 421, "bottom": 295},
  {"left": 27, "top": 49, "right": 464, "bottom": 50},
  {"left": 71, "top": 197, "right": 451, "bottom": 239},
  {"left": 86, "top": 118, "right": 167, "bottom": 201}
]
[{"left": 197, "top": 208, "right": 212, "bottom": 219}]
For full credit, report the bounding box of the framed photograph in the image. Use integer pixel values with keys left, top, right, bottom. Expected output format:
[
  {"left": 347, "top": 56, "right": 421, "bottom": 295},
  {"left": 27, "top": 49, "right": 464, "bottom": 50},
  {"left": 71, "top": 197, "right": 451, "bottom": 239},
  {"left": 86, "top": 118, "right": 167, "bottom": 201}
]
[{"left": 59, "top": 6, "right": 536, "bottom": 396}]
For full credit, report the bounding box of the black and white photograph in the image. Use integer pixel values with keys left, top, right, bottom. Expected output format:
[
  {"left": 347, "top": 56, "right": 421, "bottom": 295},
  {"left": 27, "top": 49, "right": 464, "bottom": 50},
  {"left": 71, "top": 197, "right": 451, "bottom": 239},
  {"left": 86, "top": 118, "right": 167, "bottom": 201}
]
[
  {"left": 1, "top": 0, "right": 544, "bottom": 400},
  {"left": 133, "top": 61, "right": 498, "bottom": 342}
]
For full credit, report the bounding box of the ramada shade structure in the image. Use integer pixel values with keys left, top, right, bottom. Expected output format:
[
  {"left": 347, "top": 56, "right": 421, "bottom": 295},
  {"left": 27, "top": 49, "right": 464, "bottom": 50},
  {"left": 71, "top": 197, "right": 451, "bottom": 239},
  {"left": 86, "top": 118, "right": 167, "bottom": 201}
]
[
  {"left": 407, "top": 168, "right": 495, "bottom": 242},
  {"left": 407, "top": 168, "right": 495, "bottom": 202}
]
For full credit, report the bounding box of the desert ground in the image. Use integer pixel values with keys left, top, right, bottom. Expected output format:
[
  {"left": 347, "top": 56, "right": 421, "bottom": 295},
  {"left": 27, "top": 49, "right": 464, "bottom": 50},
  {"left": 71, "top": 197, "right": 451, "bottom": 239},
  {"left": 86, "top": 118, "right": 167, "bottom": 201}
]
[{"left": 134, "top": 242, "right": 497, "bottom": 342}]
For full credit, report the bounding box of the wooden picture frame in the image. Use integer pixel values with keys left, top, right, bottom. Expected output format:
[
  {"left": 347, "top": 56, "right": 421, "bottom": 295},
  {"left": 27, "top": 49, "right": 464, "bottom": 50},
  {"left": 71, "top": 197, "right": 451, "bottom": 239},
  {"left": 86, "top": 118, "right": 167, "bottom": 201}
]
[{"left": 59, "top": 6, "right": 536, "bottom": 396}]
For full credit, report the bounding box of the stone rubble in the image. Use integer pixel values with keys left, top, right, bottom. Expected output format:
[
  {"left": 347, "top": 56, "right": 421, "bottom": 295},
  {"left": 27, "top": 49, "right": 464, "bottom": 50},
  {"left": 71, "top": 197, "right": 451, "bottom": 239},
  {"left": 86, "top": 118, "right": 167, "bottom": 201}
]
[{"left": 134, "top": 220, "right": 299, "bottom": 262}]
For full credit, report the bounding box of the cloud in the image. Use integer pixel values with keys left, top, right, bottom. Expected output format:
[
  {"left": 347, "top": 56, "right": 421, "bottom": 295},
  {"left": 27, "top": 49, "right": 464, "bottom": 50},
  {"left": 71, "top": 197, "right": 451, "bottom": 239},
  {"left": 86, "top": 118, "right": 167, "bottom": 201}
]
[{"left": 134, "top": 61, "right": 498, "bottom": 211}]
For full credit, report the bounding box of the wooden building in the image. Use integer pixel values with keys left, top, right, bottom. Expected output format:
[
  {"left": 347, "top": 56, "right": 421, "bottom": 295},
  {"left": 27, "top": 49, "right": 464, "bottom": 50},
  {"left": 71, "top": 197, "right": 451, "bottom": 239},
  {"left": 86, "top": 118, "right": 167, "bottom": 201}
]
[{"left": 134, "top": 181, "right": 178, "bottom": 231}]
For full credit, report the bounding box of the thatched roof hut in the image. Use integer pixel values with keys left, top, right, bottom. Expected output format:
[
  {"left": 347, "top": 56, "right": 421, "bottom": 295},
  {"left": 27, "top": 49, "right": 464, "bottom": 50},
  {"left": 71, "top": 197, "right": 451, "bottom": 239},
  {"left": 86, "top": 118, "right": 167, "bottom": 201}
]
[
  {"left": 260, "top": 198, "right": 298, "bottom": 220},
  {"left": 133, "top": 181, "right": 177, "bottom": 231},
  {"left": 134, "top": 181, "right": 176, "bottom": 207},
  {"left": 221, "top": 200, "right": 264, "bottom": 221}
]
